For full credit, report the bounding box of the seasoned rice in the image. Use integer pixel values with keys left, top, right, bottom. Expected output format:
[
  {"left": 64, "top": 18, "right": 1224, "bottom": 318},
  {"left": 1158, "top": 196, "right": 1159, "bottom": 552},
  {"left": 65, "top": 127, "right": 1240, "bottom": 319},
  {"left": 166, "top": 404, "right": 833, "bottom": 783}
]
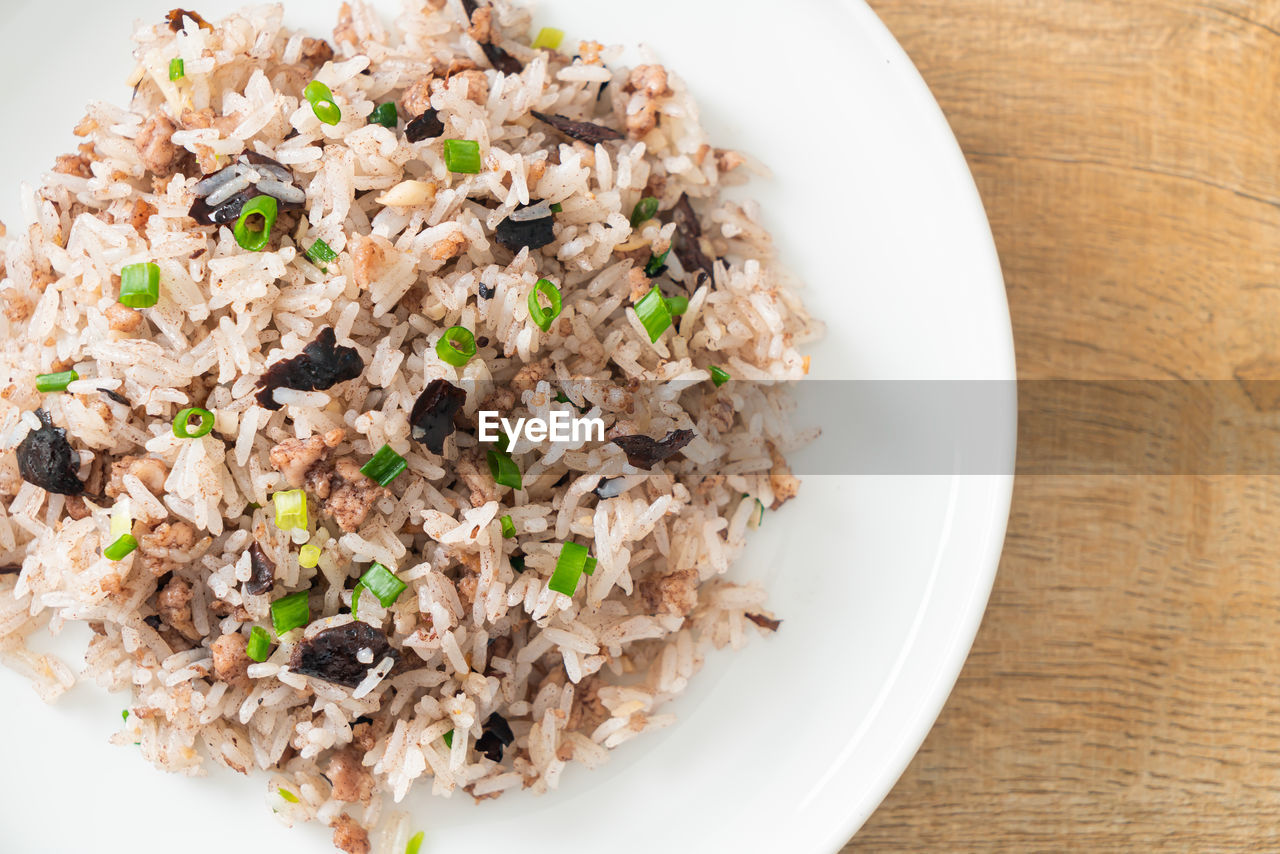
[{"left": 0, "top": 2, "right": 821, "bottom": 851}]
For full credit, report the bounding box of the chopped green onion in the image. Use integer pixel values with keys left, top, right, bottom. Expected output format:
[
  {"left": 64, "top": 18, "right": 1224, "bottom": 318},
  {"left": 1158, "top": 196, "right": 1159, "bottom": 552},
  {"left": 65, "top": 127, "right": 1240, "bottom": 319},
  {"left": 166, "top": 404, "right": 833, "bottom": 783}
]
[
  {"left": 122, "top": 710, "right": 129, "bottom": 722},
  {"left": 270, "top": 590, "right": 310, "bottom": 635},
  {"left": 298, "top": 543, "right": 321, "bottom": 568},
  {"left": 119, "top": 262, "right": 160, "bottom": 308},
  {"left": 169, "top": 58, "right": 185, "bottom": 80},
  {"left": 531, "top": 27, "right": 565, "bottom": 50},
  {"left": 644, "top": 246, "right": 671, "bottom": 277},
  {"left": 358, "top": 563, "right": 406, "bottom": 608},
  {"left": 487, "top": 450, "right": 522, "bottom": 490},
  {"left": 553, "top": 393, "right": 570, "bottom": 404},
  {"left": 368, "top": 102, "right": 398, "bottom": 128},
  {"left": 583, "top": 556, "right": 597, "bottom": 576},
  {"left": 442, "top": 730, "right": 454, "bottom": 748},
  {"left": 527, "top": 278, "right": 562, "bottom": 331},
  {"left": 303, "top": 80, "right": 342, "bottom": 125},
  {"left": 234, "top": 194, "right": 278, "bottom": 252},
  {"left": 500, "top": 515, "right": 517, "bottom": 539},
  {"left": 407, "top": 831, "right": 426, "bottom": 854},
  {"left": 633, "top": 285, "right": 672, "bottom": 342},
  {"left": 665, "top": 295, "right": 689, "bottom": 316},
  {"left": 305, "top": 238, "right": 338, "bottom": 269},
  {"left": 549, "top": 541, "right": 591, "bottom": 596},
  {"left": 172, "top": 406, "right": 215, "bottom": 439},
  {"left": 278, "top": 788, "right": 300, "bottom": 804},
  {"left": 549, "top": 202, "right": 563, "bottom": 213},
  {"left": 752, "top": 497, "right": 765, "bottom": 528},
  {"left": 360, "top": 444, "right": 407, "bottom": 486},
  {"left": 35, "top": 370, "right": 77, "bottom": 393},
  {"left": 709, "top": 365, "right": 730, "bottom": 387},
  {"left": 246, "top": 625, "right": 272, "bottom": 662},
  {"left": 103, "top": 534, "right": 138, "bottom": 561},
  {"left": 630, "top": 196, "right": 659, "bottom": 228},
  {"left": 351, "top": 583, "right": 364, "bottom": 620},
  {"left": 443, "top": 139, "right": 482, "bottom": 174},
  {"left": 436, "top": 326, "right": 476, "bottom": 367},
  {"left": 273, "top": 489, "right": 307, "bottom": 531},
  {"left": 110, "top": 498, "right": 132, "bottom": 540},
  {"left": 495, "top": 431, "right": 511, "bottom": 453}
]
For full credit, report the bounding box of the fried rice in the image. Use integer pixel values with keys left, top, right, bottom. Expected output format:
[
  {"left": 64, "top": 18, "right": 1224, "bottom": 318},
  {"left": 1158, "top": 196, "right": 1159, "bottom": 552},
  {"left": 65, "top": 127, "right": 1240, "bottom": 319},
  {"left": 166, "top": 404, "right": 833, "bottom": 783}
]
[{"left": 0, "top": 2, "right": 822, "bottom": 851}]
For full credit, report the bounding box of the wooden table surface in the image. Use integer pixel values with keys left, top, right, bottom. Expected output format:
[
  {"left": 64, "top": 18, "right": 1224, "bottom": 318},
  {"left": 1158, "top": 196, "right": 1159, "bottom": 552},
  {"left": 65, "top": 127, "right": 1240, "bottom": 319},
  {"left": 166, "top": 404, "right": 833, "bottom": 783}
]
[{"left": 844, "top": 1, "right": 1280, "bottom": 850}]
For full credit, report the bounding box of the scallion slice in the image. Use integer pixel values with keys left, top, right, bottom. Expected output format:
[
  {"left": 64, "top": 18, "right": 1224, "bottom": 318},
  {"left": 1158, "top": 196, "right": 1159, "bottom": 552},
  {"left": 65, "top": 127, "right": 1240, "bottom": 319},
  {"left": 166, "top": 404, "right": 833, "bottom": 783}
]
[
  {"left": 633, "top": 285, "right": 672, "bottom": 342},
  {"left": 35, "top": 370, "right": 77, "bottom": 393},
  {"left": 351, "top": 583, "right": 365, "bottom": 620},
  {"left": 548, "top": 541, "right": 591, "bottom": 596},
  {"left": 298, "top": 543, "right": 321, "bottom": 568},
  {"left": 407, "top": 831, "right": 426, "bottom": 854},
  {"left": 531, "top": 27, "right": 565, "bottom": 50},
  {"left": 436, "top": 326, "right": 476, "bottom": 367},
  {"left": 442, "top": 730, "right": 454, "bottom": 748},
  {"left": 169, "top": 58, "right": 185, "bottom": 80},
  {"left": 305, "top": 238, "right": 338, "bottom": 269},
  {"left": 270, "top": 589, "right": 310, "bottom": 635},
  {"left": 278, "top": 788, "right": 300, "bottom": 804},
  {"left": 665, "top": 295, "right": 689, "bottom": 316},
  {"left": 709, "top": 365, "right": 730, "bottom": 387},
  {"left": 110, "top": 498, "right": 132, "bottom": 540},
  {"left": 630, "top": 196, "right": 659, "bottom": 228},
  {"left": 487, "top": 450, "right": 522, "bottom": 490},
  {"left": 584, "top": 556, "right": 597, "bottom": 575},
  {"left": 360, "top": 444, "right": 407, "bottom": 486},
  {"left": 500, "top": 515, "right": 517, "bottom": 539},
  {"left": 103, "top": 534, "right": 138, "bottom": 561},
  {"left": 644, "top": 246, "right": 671, "bottom": 277},
  {"left": 549, "top": 202, "right": 563, "bottom": 213},
  {"left": 246, "top": 625, "right": 272, "bottom": 662},
  {"left": 368, "top": 102, "right": 397, "bottom": 128},
  {"left": 233, "top": 194, "right": 278, "bottom": 252},
  {"left": 303, "top": 80, "right": 342, "bottom": 125},
  {"left": 527, "top": 278, "right": 562, "bottom": 331},
  {"left": 172, "top": 406, "right": 214, "bottom": 439},
  {"left": 358, "top": 563, "right": 406, "bottom": 608},
  {"left": 443, "top": 139, "right": 482, "bottom": 174},
  {"left": 273, "top": 489, "right": 307, "bottom": 531},
  {"left": 119, "top": 262, "right": 160, "bottom": 308}
]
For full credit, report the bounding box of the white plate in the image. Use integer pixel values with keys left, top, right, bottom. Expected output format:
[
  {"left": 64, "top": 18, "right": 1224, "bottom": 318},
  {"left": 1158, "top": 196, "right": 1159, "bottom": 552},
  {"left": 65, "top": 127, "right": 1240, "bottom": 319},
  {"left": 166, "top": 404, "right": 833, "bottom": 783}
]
[{"left": 0, "top": 1, "right": 1014, "bottom": 852}]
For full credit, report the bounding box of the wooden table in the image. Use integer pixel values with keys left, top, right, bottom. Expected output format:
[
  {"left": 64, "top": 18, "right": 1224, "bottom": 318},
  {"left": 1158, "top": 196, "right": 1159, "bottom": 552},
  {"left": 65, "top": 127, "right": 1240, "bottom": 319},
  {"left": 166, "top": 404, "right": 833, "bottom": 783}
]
[{"left": 845, "top": 1, "right": 1280, "bottom": 849}]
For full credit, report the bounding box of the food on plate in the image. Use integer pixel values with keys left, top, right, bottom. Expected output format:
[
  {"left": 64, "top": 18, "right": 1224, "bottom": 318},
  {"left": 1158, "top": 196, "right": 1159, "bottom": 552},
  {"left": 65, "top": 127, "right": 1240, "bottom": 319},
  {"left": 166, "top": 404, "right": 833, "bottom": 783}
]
[{"left": 0, "top": 1, "right": 820, "bottom": 850}]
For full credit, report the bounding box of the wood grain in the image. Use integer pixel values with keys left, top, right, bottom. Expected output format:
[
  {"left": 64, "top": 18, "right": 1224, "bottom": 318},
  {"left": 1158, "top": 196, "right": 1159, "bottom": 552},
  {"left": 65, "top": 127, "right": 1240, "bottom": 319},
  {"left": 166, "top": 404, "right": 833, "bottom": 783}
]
[{"left": 845, "top": 0, "right": 1280, "bottom": 849}]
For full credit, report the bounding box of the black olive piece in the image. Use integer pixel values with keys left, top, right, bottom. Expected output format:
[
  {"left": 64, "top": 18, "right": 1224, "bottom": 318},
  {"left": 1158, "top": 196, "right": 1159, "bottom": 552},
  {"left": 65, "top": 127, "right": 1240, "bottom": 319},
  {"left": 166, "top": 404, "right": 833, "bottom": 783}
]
[
  {"left": 409, "top": 379, "right": 467, "bottom": 455},
  {"left": 405, "top": 109, "right": 446, "bottom": 143},
  {"left": 530, "top": 110, "right": 624, "bottom": 145},
  {"left": 745, "top": 613, "right": 782, "bottom": 632},
  {"left": 474, "top": 712, "right": 515, "bottom": 762},
  {"left": 610, "top": 429, "right": 696, "bottom": 470},
  {"left": 478, "top": 281, "right": 495, "bottom": 299},
  {"left": 475, "top": 336, "right": 490, "bottom": 348},
  {"left": 672, "top": 193, "right": 715, "bottom": 286},
  {"left": 189, "top": 188, "right": 305, "bottom": 227},
  {"left": 255, "top": 327, "right": 364, "bottom": 410},
  {"left": 245, "top": 542, "right": 276, "bottom": 596},
  {"left": 289, "top": 621, "right": 399, "bottom": 688},
  {"left": 99, "top": 388, "right": 130, "bottom": 406},
  {"left": 494, "top": 204, "right": 556, "bottom": 252},
  {"left": 16, "top": 409, "right": 84, "bottom": 495},
  {"left": 480, "top": 42, "right": 523, "bottom": 76},
  {"left": 143, "top": 615, "right": 163, "bottom": 629}
]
